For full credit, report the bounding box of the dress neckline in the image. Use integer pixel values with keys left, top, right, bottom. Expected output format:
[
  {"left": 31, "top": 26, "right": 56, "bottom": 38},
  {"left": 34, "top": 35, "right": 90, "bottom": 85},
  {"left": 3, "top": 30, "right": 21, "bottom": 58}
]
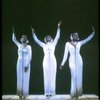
[{"left": 69, "top": 41, "right": 78, "bottom": 47}]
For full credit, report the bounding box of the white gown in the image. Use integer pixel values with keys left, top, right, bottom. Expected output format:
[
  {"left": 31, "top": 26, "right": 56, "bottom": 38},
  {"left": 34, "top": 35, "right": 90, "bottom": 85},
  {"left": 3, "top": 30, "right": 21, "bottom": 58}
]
[
  {"left": 12, "top": 33, "right": 32, "bottom": 96},
  {"left": 32, "top": 27, "right": 60, "bottom": 95},
  {"left": 61, "top": 33, "right": 95, "bottom": 97}
]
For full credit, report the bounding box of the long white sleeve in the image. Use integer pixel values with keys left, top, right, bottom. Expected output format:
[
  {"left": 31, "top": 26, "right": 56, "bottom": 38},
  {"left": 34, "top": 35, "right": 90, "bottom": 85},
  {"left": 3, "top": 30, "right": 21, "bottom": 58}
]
[
  {"left": 32, "top": 32, "right": 45, "bottom": 47},
  {"left": 80, "top": 32, "right": 95, "bottom": 46},
  {"left": 12, "top": 33, "right": 20, "bottom": 47},
  {"left": 27, "top": 45, "right": 32, "bottom": 66},
  {"left": 61, "top": 43, "right": 69, "bottom": 66},
  {"left": 53, "top": 27, "right": 61, "bottom": 45}
]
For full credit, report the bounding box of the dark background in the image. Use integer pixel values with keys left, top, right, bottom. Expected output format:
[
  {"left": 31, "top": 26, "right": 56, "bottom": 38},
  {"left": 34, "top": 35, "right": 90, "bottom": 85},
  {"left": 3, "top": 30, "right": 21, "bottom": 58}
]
[{"left": 2, "top": 0, "right": 99, "bottom": 95}]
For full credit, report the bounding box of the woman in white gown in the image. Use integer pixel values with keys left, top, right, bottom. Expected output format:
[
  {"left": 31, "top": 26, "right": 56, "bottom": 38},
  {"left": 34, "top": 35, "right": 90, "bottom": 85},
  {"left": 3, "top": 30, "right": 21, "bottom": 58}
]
[
  {"left": 60, "top": 27, "right": 95, "bottom": 99},
  {"left": 31, "top": 21, "right": 61, "bottom": 98},
  {"left": 12, "top": 28, "right": 32, "bottom": 99}
]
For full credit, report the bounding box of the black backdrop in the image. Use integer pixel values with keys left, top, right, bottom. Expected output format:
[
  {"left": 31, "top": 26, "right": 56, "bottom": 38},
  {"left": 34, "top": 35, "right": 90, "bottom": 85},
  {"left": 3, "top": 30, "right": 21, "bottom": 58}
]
[{"left": 2, "top": 0, "right": 99, "bottom": 95}]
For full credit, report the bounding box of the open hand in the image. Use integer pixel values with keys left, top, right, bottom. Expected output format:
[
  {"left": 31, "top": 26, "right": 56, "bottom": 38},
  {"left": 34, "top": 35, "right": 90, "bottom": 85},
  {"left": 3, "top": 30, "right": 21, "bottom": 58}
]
[
  {"left": 58, "top": 21, "right": 62, "bottom": 27},
  {"left": 12, "top": 26, "right": 14, "bottom": 33},
  {"left": 92, "top": 26, "right": 95, "bottom": 34},
  {"left": 92, "top": 26, "right": 95, "bottom": 32},
  {"left": 31, "top": 26, "right": 34, "bottom": 33}
]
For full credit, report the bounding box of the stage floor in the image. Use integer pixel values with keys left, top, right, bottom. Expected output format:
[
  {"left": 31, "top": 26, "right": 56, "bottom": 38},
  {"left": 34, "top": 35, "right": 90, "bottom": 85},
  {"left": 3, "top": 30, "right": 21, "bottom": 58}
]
[{"left": 2, "top": 94, "right": 99, "bottom": 100}]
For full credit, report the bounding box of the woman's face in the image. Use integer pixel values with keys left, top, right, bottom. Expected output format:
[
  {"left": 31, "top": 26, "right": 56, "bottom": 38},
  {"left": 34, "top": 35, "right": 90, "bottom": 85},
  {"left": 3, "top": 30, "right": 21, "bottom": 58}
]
[
  {"left": 45, "top": 35, "right": 53, "bottom": 43},
  {"left": 21, "top": 37, "right": 27, "bottom": 44},
  {"left": 20, "top": 35, "right": 29, "bottom": 44},
  {"left": 21, "top": 38, "right": 27, "bottom": 44},
  {"left": 72, "top": 32, "right": 79, "bottom": 41}
]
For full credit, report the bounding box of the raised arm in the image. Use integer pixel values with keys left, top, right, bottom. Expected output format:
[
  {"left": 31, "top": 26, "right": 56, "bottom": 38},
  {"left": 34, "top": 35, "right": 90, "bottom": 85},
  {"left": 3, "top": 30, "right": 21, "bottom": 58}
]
[
  {"left": 80, "top": 27, "right": 95, "bottom": 45},
  {"left": 53, "top": 21, "right": 62, "bottom": 45},
  {"left": 12, "top": 27, "right": 21, "bottom": 47},
  {"left": 31, "top": 27, "right": 45, "bottom": 47},
  {"left": 60, "top": 42, "right": 69, "bottom": 69}
]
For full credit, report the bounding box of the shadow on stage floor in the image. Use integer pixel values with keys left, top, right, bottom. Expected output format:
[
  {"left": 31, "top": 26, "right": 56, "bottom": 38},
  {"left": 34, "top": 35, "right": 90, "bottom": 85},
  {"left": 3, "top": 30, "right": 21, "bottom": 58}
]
[{"left": 2, "top": 94, "right": 99, "bottom": 100}]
